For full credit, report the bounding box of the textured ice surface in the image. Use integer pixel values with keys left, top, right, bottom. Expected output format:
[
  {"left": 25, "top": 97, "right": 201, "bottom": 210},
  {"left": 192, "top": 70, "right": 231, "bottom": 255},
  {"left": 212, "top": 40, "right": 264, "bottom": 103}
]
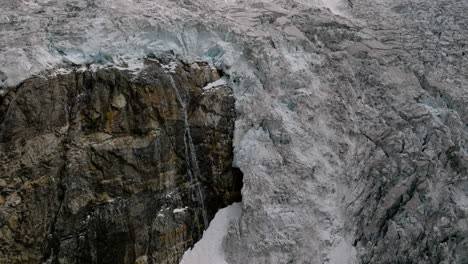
[
  {"left": 0, "top": 0, "right": 347, "bottom": 89},
  {"left": 2, "top": 0, "right": 468, "bottom": 263},
  {"left": 0, "top": 0, "right": 352, "bottom": 261}
]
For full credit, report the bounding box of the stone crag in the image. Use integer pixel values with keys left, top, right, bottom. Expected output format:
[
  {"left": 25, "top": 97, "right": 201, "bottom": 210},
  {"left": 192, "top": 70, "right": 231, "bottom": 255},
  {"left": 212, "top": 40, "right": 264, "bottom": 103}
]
[{"left": 0, "top": 59, "right": 242, "bottom": 264}]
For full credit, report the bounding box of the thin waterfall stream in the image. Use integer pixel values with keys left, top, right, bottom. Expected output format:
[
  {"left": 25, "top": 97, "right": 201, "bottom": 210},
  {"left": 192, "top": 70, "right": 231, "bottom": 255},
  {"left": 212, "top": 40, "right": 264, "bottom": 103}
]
[{"left": 169, "top": 75, "right": 209, "bottom": 228}]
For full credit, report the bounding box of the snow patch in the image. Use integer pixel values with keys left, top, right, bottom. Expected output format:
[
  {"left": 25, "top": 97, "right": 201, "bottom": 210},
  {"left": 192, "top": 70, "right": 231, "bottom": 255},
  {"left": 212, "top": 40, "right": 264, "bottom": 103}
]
[
  {"left": 162, "top": 61, "right": 178, "bottom": 73},
  {"left": 328, "top": 238, "right": 357, "bottom": 264},
  {"left": 173, "top": 207, "right": 189, "bottom": 213},
  {"left": 318, "top": 0, "right": 348, "bottom": 15},
  {"left": 179, "top": 203, "right": 242, "bottom": 264},
  {"left": 203, "top": 77, "right": 228, "bottom": 91}
]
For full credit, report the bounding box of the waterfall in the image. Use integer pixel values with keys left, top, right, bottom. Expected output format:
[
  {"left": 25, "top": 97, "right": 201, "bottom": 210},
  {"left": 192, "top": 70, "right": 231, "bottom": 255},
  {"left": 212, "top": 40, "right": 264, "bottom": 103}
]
[{"left": 168, "top": 75, "right": 209, "bottom": 228}]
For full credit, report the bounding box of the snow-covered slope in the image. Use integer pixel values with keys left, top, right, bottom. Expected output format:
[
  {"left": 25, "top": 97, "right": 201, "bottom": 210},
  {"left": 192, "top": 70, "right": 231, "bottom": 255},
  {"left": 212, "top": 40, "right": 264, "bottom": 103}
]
[
  {"left": 1, "top": 0, "right": 468, "bottom": 263},
  {"left": 179, "top": 203, "right": 242, "bottom": 264}
]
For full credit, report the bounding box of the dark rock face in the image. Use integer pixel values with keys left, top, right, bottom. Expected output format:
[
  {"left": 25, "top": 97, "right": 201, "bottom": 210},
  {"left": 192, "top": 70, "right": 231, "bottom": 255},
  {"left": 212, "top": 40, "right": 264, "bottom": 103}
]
[{"left": 0, "top": 60, "right": 242, "bottom": 264}]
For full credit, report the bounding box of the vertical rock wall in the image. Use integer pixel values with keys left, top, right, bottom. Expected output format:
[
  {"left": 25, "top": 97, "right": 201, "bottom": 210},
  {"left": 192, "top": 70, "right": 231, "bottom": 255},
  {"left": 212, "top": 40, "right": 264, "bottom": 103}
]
[{"left": 0, "top": 59, "right": 242, "bottom": 264}]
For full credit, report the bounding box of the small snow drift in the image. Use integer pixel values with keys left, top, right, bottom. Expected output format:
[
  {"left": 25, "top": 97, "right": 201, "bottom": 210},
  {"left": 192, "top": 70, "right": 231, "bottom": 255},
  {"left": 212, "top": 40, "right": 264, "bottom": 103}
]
[{"left": 179, "top": 203, "right": 242, "bottom": 264}]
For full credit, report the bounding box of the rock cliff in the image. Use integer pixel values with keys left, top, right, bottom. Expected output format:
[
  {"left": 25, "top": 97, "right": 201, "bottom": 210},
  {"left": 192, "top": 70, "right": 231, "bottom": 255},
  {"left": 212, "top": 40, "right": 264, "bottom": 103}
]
[{"left": 0, "top": 59, "right": 242, "bottom": 264}]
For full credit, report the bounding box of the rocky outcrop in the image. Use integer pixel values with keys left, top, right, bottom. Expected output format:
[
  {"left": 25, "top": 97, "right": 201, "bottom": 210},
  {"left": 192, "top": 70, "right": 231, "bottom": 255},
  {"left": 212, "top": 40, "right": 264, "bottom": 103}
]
[{"left": 0, "top": 59, "right": 242, "bottom": 264}]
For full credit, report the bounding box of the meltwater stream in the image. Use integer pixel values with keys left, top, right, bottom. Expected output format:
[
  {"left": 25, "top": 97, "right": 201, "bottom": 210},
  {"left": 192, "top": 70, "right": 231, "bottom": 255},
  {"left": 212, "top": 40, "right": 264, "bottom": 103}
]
[{"left": 169, "top": 75, "right": 209, "bottom": 228}]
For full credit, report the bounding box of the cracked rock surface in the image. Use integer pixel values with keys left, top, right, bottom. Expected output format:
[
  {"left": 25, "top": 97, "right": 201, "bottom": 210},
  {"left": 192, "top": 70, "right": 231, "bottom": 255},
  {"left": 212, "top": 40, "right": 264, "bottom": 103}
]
[{"left": 0, "top": 60, "right": 242, "bottom": 264}]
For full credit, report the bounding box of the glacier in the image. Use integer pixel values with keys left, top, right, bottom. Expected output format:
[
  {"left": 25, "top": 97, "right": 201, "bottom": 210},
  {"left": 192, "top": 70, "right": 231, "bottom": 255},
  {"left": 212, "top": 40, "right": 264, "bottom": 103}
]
[{"left": 1, "top": 0, "right": 468, "bottom": 263}]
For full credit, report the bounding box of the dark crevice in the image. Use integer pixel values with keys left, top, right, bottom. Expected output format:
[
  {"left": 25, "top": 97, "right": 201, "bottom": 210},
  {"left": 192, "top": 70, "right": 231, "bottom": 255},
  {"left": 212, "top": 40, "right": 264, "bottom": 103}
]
[
  {"left": 42, "top": 80, "right": 81, "bottom": 263},
  {"left": 41, "top": 160, "right": 67, "bottom": 264},
  {"left": 377, "top": 177, "right": 419, "bottom": 239}
]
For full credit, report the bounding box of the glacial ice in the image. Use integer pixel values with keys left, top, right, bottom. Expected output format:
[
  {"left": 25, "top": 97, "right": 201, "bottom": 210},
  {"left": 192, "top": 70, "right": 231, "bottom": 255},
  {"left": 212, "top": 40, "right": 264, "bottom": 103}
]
[
  {"left": 0, "top": 0, "right": 358, "bottom": 263},
  {"left": 3, "top": 0, "right": 468, "bottom": 262}
]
